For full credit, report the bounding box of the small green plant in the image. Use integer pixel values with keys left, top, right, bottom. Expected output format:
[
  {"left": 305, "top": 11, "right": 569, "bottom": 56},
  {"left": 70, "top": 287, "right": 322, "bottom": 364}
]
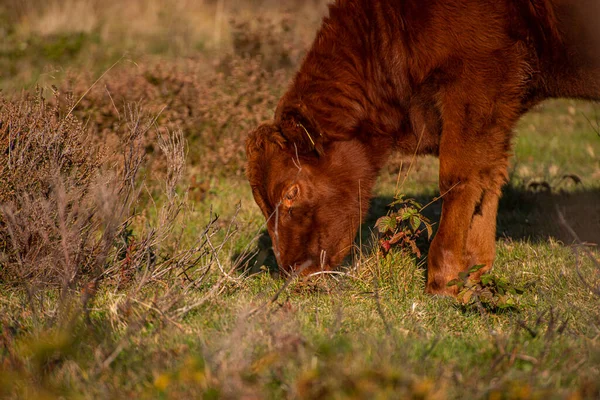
[
  {"left": 375, "top": 194, "right": 433, "bottom": 257},
  {"left": 447, "top": 265, "right": 525, "bottom": 310}
]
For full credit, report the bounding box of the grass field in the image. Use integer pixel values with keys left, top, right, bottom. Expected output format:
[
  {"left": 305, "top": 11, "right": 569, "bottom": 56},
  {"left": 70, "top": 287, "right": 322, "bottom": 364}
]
[{"left": 1, "top": 1, "right": 599, "bottom": 399}]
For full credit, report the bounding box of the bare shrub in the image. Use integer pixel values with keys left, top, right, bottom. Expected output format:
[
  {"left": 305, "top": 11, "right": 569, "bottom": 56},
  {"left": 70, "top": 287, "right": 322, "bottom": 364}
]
[
  {"left": 0, "top": 90, "right": 108, "bottom": 288},
  {"left": 0, "top": 88, "right": 246, "bottom": 397},
  {"left": 0, "top": 88, "right": 238, "bottom": 328}
]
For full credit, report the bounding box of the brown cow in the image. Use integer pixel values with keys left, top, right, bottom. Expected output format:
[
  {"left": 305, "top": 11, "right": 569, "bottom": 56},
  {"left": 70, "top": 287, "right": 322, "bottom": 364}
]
[{"left": 245, "top": 0, "right": 600, "bottom": 295}]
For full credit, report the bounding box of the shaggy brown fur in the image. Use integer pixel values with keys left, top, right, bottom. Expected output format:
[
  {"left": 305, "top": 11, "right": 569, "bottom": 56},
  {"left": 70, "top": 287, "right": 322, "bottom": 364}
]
[{"left": 246, "top": 0, "right": 600, "bottom": 295}]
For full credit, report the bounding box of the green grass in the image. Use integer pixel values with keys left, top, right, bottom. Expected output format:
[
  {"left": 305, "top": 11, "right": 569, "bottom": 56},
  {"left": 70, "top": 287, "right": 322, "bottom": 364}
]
[
  {"left": 3, "top": 96, "right": 598, "bottom": 400},
  {"left": 1, "top": 3, "right": 600, "bottom": 399}
]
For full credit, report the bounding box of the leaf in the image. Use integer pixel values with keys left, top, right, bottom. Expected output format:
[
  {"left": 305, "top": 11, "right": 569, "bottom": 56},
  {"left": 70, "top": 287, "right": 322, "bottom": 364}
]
[
  {"left": 410, "top": 199, "right": 423, "bottom": 207},
  {"left": 458, "top": 271, "right": 470, "bottom": 281},
  {"left": 401, "top": 208, "right": 417, "bottom": 221},
  {"left": 514, "top": 287, "right": 525, "bottom": 295},
  {"left": 380, "top": 240, "right": 391, "bottom": 254},
  {"left": 468, "top": 264, "right": 486, "bottom": 274},
  {"left": 461, "top": 288, "right": 474, "bottom": 304},
  {"left": 389, "top": 194, "right": 406, "bottom": 206},
  {"left": 464, "top": 280, "right": 476, "bottom": 289},
  {"left": 375, "top": 216, "right": 396, "bottom": 233},
  {"left": 447, "top": 279, "right": 463, "bottom": 288},
  {"left": 409, "top": 240, "right": 421, "bottom": 257},
  {"left": 410, "top": 216, "right": 421, "bottom": 231},
  {"left": 425, "top": 223, "right": 433, "bottom": 240},
  {"left": 481, "top": 275, "right": 493, "bottom": 286}
]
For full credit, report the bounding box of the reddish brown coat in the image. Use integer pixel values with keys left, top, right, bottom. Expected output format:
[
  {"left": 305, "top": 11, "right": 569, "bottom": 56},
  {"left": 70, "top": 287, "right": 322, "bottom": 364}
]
[{"left": 246, "top": 0, "right": 600, "bottom": 294}]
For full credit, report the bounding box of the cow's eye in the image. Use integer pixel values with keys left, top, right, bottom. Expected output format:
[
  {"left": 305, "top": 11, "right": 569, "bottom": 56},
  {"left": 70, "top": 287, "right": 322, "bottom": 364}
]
[
  {"left": 285, "top": 186, "right": 299, "bottom": 200},
  {"left": 283, "top": 185, "right": 299, "bottom": 207}
]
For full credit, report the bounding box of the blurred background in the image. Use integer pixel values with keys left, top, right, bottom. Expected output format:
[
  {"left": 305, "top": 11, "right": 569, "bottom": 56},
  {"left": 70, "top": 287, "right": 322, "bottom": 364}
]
[{"left": 0, "top": 0, "right": 327, "bottom": 91}]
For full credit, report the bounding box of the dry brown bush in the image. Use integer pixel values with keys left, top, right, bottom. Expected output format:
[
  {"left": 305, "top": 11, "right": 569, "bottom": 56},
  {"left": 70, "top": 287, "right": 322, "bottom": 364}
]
[
  {"left": 0, "top": 91, "right": 109, "bottom": 286},
  {"left": 0, "top": 90, "right": 245, "bottom": 398},
  {"left": 0, "top": 89, "right": 237, "bottom": 333},
  {"left": 61, "top": 56, "right": 290, "bottom": 178},
  {"left": 0, "top": 14, "right": 295, "bottom": 323},
  {"left": 57, "top": 18, "right": 300, "bottom": 180}
]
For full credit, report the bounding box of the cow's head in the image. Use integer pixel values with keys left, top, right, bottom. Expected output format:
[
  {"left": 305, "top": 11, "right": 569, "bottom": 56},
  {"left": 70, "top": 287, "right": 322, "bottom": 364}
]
[{"left": 245, "top": 106, "right": 380, "bottom": 274}]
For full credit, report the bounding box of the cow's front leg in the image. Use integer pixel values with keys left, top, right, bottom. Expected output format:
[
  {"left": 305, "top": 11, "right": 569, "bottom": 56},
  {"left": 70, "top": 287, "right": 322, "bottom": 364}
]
[
  {"left": 425, "top": 80, "right": 516, "bottom": 295},
  {"left": 426, "top": 177, "right": 505, "bottom": 296},
  {"left": 465, "top": 188, "right": 502, "bottom": 280},
  {"left": 426, "top": 175, "right": 483, "bottom": 296},
  {"left": 427, "top": 157, "right": 506, "bottom": 295}
]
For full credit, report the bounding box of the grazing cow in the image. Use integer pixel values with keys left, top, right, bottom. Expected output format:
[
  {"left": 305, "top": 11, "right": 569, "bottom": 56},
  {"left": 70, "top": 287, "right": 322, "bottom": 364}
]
[{"left": 245, "top": 0, "right": 600, "bottom": 295}]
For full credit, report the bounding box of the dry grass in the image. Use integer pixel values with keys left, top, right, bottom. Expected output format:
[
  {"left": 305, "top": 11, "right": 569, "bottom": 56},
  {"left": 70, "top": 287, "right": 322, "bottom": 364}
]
[
  {"left": 0, "top": 0, "right": 328, "bottom": 94},
  {"left": 0, "top": 89, "right": 246, "bottom": 398},
  {"left": 38, "top": 9, "right": 314, "bottom": 180}
]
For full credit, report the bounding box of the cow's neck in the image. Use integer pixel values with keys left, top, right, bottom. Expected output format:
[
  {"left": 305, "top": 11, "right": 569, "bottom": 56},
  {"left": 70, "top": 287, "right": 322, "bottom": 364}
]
[
  {"left": 286, "top": 6, "right": 410, "bottom": 138},
  {"left": 279, "top": 1, "right": 443, "bottom": 161}
]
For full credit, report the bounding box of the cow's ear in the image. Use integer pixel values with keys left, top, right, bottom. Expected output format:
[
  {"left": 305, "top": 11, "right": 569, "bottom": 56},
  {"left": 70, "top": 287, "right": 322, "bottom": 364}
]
[
  {"left": 277, "top": 103, "right": 325, "bottom": 157},
  {"left": 246, "top": 121, "right": 286, "bottom": 157},
  {"left": 246, "top": 121, "right": 285, "bottom": 187}
]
